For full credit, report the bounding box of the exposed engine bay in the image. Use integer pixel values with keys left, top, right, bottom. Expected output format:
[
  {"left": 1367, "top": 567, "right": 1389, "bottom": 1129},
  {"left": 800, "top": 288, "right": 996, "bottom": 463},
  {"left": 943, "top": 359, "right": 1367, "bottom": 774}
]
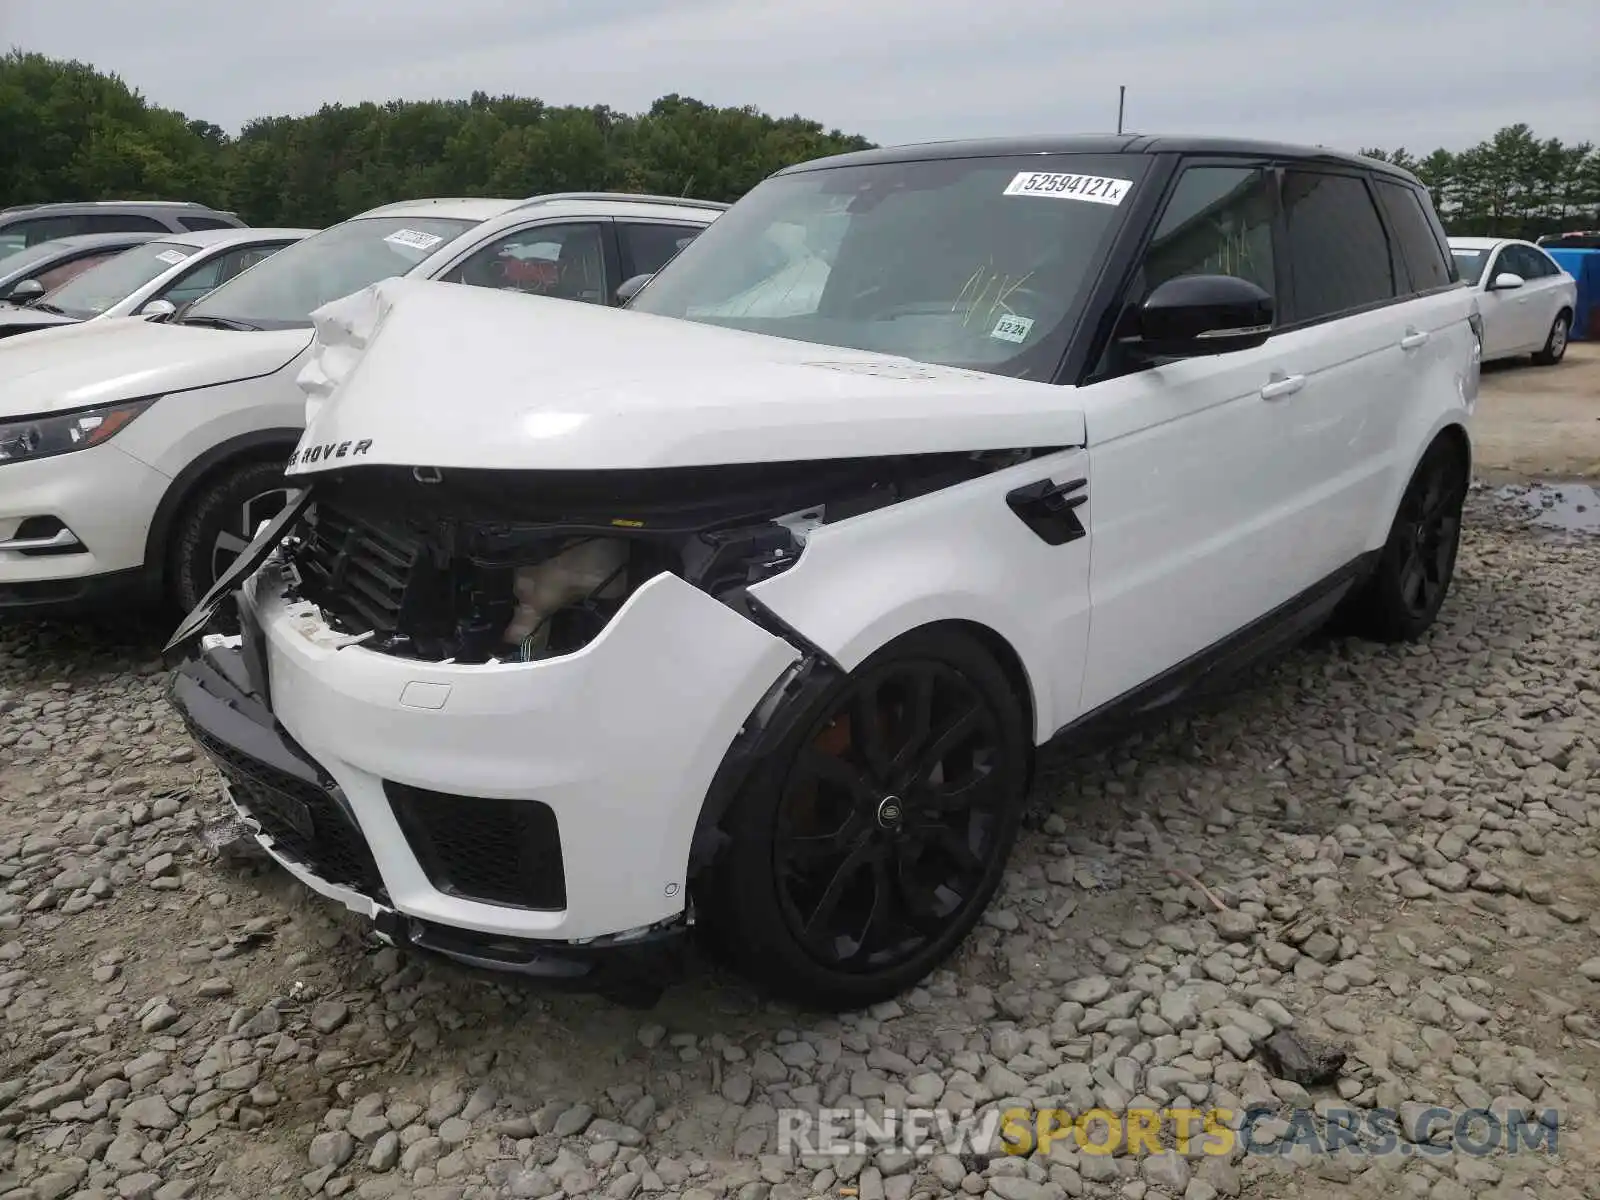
[{"left": 275, "top": 450, "right": 1053, "bottom": 664}]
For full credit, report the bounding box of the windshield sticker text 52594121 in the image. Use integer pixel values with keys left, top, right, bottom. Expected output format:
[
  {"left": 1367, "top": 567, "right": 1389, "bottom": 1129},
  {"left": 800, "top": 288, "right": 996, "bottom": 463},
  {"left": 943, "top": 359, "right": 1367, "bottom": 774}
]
[{"left": 1003, "top": 172, "right": 1132, "bottom": 205}]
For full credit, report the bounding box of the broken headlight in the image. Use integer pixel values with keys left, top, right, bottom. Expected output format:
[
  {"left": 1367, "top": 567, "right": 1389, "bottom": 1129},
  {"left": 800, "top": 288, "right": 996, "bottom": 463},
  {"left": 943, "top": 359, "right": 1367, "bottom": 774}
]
[{"left": 503, "top": 536, "right": 630, "bottom": 660}]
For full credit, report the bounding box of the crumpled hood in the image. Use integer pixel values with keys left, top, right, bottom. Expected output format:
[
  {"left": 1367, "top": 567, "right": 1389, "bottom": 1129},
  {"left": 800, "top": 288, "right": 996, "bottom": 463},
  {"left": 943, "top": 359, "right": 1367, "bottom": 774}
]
[
  {"left": 288, "top": 277, "right": 1085, "bottom": 474},
  {"left": 0, "top": 316, "right": 311, "bottom": 418}
]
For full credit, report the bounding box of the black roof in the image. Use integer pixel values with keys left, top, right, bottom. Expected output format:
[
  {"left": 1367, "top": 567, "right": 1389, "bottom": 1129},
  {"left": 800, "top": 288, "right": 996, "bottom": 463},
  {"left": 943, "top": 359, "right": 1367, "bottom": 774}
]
[{"left": 777, "top": 134, "right": 1423, "bottom": 187}]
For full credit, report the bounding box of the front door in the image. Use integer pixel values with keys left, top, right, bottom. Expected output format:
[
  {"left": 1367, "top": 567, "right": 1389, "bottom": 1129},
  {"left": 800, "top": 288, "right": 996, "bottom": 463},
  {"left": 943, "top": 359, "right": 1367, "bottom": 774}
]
[{"left": 1072, "top": 161, "right": 1331, "bottom": 715}]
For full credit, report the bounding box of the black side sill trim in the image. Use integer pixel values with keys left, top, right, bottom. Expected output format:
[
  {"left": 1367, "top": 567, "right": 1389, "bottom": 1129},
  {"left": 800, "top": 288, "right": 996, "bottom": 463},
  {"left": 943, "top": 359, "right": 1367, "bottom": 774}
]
[{"left": 1048, "top": 549, "right": 1380, "bottom": 747}]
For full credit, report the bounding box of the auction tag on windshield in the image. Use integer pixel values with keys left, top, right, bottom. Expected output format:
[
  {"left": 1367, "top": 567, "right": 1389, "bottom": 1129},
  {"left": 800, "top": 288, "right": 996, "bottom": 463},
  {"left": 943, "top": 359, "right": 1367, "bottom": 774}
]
[
  {"left": 1003, "top": 171, "right": 1132, "bottom": 205},
  {"left": 991, "top": 313, "right": 1034, "bottom": 343},
  {"left": 384, "top": 228, "right": 445, "bottom": 252},
  {"left": 155, "top": 249, "right": 190, "bottom": 265}
]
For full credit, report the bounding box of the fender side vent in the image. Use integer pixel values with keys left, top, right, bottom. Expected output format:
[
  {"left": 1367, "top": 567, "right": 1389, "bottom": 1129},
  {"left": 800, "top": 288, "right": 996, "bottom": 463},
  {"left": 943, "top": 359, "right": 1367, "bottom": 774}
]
[{"left": 1005, "top": 477, "right": 1088, "bottom": 546}]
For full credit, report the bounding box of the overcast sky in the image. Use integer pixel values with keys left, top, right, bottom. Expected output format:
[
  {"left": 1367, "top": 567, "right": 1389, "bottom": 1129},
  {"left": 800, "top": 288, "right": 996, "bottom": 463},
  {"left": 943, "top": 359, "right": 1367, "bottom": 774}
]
[{"left": 6, "top": 0, "right": 1597, "bottom": 153}]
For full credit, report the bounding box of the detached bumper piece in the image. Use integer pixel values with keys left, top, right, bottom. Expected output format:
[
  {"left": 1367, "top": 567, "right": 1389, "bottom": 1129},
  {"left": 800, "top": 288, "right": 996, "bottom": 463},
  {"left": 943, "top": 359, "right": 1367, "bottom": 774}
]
[
  {"left": 170, "top": 646, "right": 387, "bottom": 897},
  {"left": 168, "top": 641, "right": 684, "bottom": 1007}
]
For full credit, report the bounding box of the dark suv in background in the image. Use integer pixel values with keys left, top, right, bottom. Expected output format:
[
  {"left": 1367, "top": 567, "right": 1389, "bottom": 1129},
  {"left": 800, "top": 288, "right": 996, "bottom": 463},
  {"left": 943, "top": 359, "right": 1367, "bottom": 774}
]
[{"left": 0, "top": 201, "right": 245, "bottom": 257}]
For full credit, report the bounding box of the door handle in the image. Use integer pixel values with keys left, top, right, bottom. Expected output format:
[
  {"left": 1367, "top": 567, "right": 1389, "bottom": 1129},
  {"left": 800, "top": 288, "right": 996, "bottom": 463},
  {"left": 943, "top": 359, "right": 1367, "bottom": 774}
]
[
  {"left": 1400, "top": 330, "right": 1429, "bottom": 350},
  {"left": 1259, "top": 374, "right": 1306, "bottom": 400}
]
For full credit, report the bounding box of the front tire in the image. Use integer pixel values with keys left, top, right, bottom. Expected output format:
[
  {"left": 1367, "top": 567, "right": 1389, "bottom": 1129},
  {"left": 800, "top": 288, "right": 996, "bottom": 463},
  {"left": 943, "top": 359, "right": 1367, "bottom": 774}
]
[
  {"left": 700, "top": 627, "right": 1030, "bottom": 1011},
  {"left": 1531, "top": 312, "right": 1570, "bottom": 366},
  {"left": 167, "top": 460, "right": 294, "bottom": 619},
  {"left": 1341, "top": 437, "right": 1468, "bottom": 643}
]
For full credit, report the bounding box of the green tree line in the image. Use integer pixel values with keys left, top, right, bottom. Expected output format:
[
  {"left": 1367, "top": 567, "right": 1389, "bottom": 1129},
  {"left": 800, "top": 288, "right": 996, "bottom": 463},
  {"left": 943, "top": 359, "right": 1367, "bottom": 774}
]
[
  {"left": 0, "top": 51, "right": 873, "bottom": 225},
  {"left": 1362, "top": 124, "right": 1600, "bottom": 241},
  {"left": 4, "top": 50, "right": 1596, "bottom": 240}
]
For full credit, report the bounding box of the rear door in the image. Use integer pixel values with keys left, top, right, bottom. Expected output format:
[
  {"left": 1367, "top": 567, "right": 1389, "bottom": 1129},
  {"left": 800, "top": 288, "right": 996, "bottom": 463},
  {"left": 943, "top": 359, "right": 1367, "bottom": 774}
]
[{"left": 1267, "top": 165, "right": 1414, "bottom": 566}]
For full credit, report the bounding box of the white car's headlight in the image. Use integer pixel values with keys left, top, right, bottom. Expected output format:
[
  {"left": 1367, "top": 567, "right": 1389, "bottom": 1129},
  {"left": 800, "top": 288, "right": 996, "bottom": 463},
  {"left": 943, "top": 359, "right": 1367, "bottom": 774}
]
[{"left": 0, "top": 398, "right": 156, "bottom": 465}]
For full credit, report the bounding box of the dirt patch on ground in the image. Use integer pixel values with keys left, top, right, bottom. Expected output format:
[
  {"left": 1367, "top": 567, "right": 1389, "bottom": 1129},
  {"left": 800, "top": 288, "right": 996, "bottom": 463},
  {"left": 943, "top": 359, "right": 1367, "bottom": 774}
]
[{"left": 1471, "top": 342, "right": 1600, "bottom": 481}]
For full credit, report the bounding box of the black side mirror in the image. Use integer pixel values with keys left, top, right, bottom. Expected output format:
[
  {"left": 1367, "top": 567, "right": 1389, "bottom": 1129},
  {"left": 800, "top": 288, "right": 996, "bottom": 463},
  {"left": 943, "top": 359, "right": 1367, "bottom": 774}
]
[
  {"left": 6, "top": 279, "right": 45, "bottom": 304},
  {"left": 1122, "top": 274, "right": 1273, "bottom": 359},
  {"left": 615, "top": 273, "right": 653, "bottom": 306}
]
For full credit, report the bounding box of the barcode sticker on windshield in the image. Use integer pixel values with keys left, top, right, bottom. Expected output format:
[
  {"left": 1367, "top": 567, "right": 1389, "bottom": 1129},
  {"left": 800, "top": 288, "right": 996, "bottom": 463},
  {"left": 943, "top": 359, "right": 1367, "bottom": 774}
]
[
  {"left": 1003, "top": 171, "right": 1132, "bottom": 205},
  {"left": 991, "top": 314, "right": 1034, "bottom": 343},
  {"left": 384, "top": 229, "right": 444, "bottom": 252},
  {"left": 155, "top": 249, "right": 189, "bottom": 266}
]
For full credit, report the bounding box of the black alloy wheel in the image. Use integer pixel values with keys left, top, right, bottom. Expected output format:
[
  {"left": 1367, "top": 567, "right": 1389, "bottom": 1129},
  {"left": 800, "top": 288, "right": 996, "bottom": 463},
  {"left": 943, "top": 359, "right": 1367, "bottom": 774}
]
[
  {"left": 702, "top": 627, "right": 1029, "bottom": 1010},
  {"left": 1337, "top": 436, "right": 1468, "bottom": 643}
]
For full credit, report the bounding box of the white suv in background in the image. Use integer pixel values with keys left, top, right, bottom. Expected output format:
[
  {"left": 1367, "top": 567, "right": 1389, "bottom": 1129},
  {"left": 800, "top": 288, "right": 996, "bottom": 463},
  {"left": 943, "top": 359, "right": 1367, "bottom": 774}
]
[
  {"left": 0, "top": 226, "right": 314, "bottom": 339},
  {"left": 0, "top": 192, "right": 724, "bottom": 618},
  {"left": 1447, "top": 236, "right": 1576, "bottom": 364},
  {"left": 166, "top": 136, "right": 1482, "bottom": 1010}
]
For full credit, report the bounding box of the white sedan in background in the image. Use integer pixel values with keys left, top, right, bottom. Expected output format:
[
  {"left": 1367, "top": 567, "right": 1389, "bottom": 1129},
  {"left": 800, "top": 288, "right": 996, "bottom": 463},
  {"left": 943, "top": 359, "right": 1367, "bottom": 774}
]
[
  {"left": 1448, "top": 236, "right": 1577, "bottom": 365},
  {"left": 0, "top": 227, "right": 314, "bottom": 339}
]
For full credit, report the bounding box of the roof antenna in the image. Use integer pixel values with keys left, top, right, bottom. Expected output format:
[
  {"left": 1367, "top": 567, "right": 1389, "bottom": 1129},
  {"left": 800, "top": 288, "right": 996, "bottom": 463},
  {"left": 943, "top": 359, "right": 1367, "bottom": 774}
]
[{"left": 1116, "top": 86, "right": 1126, "bottom": 135}]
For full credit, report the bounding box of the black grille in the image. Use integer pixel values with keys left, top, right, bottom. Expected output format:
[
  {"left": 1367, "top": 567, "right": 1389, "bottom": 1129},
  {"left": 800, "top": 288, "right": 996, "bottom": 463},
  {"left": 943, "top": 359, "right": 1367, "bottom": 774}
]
[
  {"left": 295, "top": 502, "right": 421, "bottom": 632},
  {"left": 387, "top": 783, "right": 566, "bottom": 910},
  {"left": 186, "top": 722, "right": 385, "bottom": 897}
]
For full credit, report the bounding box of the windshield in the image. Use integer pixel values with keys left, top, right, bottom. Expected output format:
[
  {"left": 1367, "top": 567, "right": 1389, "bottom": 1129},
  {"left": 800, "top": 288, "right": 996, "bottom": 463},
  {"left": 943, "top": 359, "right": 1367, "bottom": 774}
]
[
  {"left": 1451, "top": 247, "right": 1489, "bottom": 285},
  {"left": 629, "top": 153, "right": 1150, "bottom": 378},
  {"left": 41, "top": 241, "right": 197, "bottom": 319},
  {"left": 182, "top": 215, "right": 477, "bottom": 329}
]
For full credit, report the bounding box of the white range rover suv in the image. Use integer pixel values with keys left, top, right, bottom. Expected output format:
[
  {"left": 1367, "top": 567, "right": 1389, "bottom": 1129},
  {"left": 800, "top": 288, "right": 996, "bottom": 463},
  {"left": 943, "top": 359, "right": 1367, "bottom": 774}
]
[
  {"left": 166, "top": 136, "right": 1482, "bottom": 1010},
  {"left": 0, "top": 193, "right": 723, "bottom": 618}
]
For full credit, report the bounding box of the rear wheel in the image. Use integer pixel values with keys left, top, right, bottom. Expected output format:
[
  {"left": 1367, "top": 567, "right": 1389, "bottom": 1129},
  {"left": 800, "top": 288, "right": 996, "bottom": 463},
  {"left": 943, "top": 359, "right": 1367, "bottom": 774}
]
[
  {"left": 1339, "top": 437, "right": 1468, "bottom": 643},
  {"left": 1532, "top": 312, "right": 1570, "bottom": 365},
  {"left": 167, "top": 460, "right": 294, "bottom": 621},
  {"left": 700, "top": 627, "right": 1030, "bottom": 1011}
]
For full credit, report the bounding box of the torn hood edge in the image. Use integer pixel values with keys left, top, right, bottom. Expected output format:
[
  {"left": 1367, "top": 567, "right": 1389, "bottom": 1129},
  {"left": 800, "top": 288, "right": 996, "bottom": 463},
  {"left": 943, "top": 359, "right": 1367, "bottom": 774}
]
[{"left": 287, "top": 276, "right": 1086, "bottom": 475}]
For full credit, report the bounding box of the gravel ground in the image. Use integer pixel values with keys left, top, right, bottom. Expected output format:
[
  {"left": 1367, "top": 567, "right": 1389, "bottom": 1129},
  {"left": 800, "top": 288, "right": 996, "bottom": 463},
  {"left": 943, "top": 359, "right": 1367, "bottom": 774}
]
[{"left": 1, "top": 485, "right": 1596, "bottom": 1200}]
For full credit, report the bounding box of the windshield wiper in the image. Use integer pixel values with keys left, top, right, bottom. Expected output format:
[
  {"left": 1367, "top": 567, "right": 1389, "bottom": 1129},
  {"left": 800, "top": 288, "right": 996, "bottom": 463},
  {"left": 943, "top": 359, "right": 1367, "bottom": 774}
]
[
  {"left": 27, "top": 302, "right": 71, "bottom": 316},
  {"left": 176, "top": 315, "right": 262, "bottom": 331}
]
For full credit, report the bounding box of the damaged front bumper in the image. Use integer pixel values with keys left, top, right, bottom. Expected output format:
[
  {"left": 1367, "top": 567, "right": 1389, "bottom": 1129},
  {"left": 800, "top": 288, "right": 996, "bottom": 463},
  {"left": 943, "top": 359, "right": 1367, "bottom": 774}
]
[{"left": 170, "top": 559, "right": 802, "bottom": 1002}]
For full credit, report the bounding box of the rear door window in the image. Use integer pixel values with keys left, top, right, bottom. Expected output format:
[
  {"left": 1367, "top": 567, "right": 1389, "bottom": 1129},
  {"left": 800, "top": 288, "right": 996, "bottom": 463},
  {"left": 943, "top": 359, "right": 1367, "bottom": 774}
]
[
  {"left": 7, "top": 216, "right": 82, "bottom": 246},
  {"left": 1373, "top": 180, "right": 1455, "bottom": 293},
  {"left": 77, "top": 214, "right": 171, "bottom": 234},
  {"left": 1280, "top": 170, "right": 1397, "bottom": 323}
]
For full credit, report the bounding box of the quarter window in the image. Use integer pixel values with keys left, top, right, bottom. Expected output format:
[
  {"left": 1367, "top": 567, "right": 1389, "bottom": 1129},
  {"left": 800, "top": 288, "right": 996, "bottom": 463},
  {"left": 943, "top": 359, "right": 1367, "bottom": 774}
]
[
  {"left": 443, "top": 223, "right": 609, "bottom": 304},
  {"left": 179, "top": 216, "right": 237, "bottom": 232},
  {"left": 1281, "top": 170, "right": 1396, "bottom": 322},
  {"left": 1373, "top": 180, "right": 1454, "bottom": 292},
  {"left": 1142, "top": 166, "right": 1276, "bottom": 300}
]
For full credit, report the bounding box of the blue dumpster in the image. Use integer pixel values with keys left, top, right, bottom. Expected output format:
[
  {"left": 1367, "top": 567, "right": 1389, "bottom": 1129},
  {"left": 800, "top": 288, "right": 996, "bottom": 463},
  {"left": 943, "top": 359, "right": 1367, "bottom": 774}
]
[{"left": 1546, "top": 248, "right": 1599, "bottom": 341}]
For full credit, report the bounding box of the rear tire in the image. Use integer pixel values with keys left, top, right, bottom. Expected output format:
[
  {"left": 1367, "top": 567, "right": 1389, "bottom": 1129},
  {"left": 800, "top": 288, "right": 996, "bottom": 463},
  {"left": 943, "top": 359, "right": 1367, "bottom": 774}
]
[
  {"left": 698, "top": 627, "right": 1030, "bottom": 1011},
  {"left": 1531, "top": 312, "right": 1570, "bottom": 365},
  {"left": 1339, "top": 436, "right": 1468, "bottom": 643},
  {"left": 166, "top": 460, "right": 294, "bottom": 622}
]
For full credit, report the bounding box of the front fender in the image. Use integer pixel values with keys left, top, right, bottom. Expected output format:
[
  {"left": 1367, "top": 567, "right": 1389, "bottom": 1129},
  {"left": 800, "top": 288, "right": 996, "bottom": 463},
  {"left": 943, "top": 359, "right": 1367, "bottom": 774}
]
[{"left": 748, "top": 448, "right": 1094, "bottom": 744}]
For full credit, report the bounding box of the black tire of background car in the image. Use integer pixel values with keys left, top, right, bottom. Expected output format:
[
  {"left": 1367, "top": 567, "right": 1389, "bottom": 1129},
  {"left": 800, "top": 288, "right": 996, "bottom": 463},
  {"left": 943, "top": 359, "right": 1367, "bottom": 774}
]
[
  {"left": 697, "top": 626, "right": 1030, "bottom": 1011},
  {"left": 1335, "top": 435, "right": 1468, "bottom": 644},
  {"left": 1531, "top": 312, "right": 1570, "bottom": 366},
  {"left": 166, "top": 458, "right": 293, "bottom": 624}
]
